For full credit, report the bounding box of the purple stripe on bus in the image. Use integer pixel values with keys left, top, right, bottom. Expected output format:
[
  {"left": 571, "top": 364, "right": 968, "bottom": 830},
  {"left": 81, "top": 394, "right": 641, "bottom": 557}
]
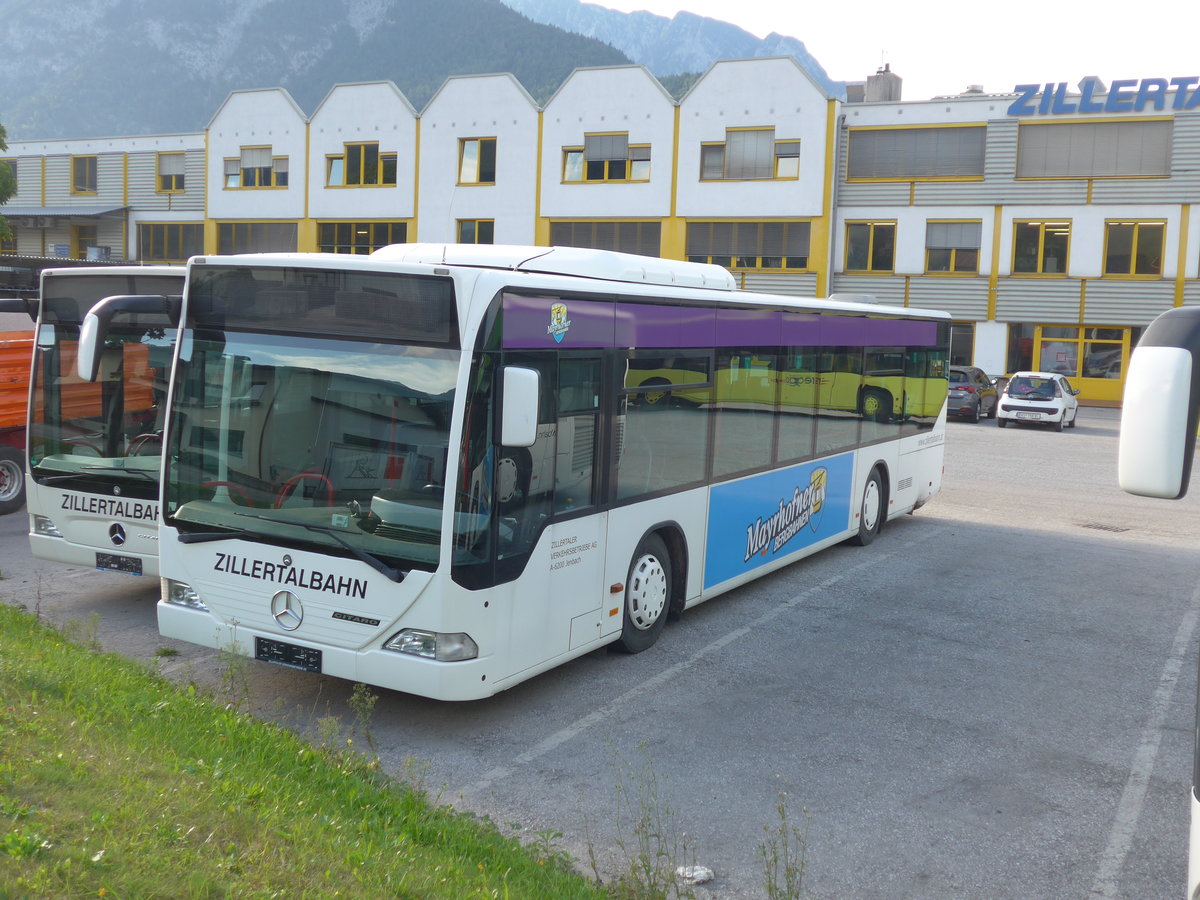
[
  {"left": 501, "top": 295, "right": 939, "bottom": 349},
  {"left": 616, "top": 304, "right": 716, "bottom": 348}
]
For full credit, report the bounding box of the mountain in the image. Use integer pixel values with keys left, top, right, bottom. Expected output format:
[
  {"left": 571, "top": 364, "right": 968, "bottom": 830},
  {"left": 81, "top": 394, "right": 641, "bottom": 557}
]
[
  {"left": 0, "top": 0, "right": 630, "bottom": 139},
  {"left": 498, "top": 0, "right": 840, "bottom": 96}
]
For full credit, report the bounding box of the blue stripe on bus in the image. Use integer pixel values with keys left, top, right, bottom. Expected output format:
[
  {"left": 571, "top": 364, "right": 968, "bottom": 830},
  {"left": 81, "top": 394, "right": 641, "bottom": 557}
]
[{"left": 703, "top": 453, "right": 855, "bottom": 590}]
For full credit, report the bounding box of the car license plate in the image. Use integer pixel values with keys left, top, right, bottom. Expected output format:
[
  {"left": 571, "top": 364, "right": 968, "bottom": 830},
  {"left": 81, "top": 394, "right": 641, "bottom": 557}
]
[
  {"left": 1015, "top": 412, "right": 1040, "bottom": 420},
  {"left": 96, "top": 552, "right": 142, "bottom": 575},
  {"left": 255, "top": 636, "right": 322, "bottom": 673}
]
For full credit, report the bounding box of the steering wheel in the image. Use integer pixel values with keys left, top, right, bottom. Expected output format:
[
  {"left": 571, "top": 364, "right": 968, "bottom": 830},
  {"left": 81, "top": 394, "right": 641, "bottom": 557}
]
[{"left": 273, "top": 471, "right": 335, "bottom": 508}]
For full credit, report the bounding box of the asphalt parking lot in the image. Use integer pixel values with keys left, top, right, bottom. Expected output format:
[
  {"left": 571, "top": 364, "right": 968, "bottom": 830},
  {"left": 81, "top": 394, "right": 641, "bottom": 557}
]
[{"left": 2, "top": 405, "right": 1198, "bottom": 899}]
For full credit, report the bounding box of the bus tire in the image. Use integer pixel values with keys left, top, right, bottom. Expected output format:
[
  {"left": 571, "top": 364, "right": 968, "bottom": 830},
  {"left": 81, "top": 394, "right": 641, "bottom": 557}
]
[
  {"left": 849, "top": 466, "right": 886, "bottom": 546},
  {"left": 614, "top": 533, "right": 671, "bottom": 654},
  {"left": 0, "top": 446, "right": 27, "bottom": 516},
  {"left": 861, "top": 388, "right": 891, "bottom": 423}
]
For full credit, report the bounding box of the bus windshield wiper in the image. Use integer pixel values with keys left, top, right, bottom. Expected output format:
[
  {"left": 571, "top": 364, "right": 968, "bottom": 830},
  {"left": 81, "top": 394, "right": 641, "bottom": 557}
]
[
  {"left": 37, "top": 466, "right": 156, "bottom": 485},
  {"left": 234, "top": 512, "right": 406, "bottom": 583},
  {"left": 177, "top": 524, "right": 260, "bottom": 544}
]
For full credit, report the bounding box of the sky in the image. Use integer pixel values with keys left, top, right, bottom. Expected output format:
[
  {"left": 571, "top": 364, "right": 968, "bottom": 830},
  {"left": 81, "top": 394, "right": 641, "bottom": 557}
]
[{"left": 594, "top": 0, "right": 1198, "bottom": 102}]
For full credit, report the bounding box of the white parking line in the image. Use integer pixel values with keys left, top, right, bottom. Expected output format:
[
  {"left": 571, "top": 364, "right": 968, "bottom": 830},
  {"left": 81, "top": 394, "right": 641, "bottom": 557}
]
[
  {"left": 1090, "top": 581, "right": 1200, "bottom": 898},
  {"left": 460, "top": 530, "right": 937, "bottom": 798}
]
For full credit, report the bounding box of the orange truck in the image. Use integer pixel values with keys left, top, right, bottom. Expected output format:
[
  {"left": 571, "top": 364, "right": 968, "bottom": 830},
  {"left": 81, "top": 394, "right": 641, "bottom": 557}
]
[{"left": 0, "top": 325, "right": 33, "bottom": 514}]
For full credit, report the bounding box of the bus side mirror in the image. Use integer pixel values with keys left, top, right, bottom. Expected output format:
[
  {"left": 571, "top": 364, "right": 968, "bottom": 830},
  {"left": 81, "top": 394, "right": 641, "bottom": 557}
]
[
  {"left": 501, "top": 366, "right": 539, "bottom": 448},
  {"left": 1118, "top": 346, "right": 1195, "bottom": 499},
  {"left": 77, "top": 294, "right": 181, "bottom": 382}
]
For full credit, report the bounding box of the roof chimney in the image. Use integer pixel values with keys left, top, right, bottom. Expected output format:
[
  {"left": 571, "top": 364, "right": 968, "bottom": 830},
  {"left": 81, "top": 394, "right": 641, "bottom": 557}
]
[{"left": 866, "top": 63, "right": 902, "bottom": 102}]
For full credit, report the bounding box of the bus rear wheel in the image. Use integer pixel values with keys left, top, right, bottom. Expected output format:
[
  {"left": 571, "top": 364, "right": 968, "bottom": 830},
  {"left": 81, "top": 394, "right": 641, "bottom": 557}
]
[
  {"left": 0, "top": 446, "right": 26, "bottom": 516},
  {"left": 849, "top": 467, "right": 886, "bottom": 546},
  {"left": 614, "top": 534, "right": 671, "bottom": 653}
]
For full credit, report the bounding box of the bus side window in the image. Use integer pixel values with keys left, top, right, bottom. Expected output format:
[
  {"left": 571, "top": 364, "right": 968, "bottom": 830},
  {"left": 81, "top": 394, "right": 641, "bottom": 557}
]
[{"left": 555, "top": 357, "right": 601, "bottom": 512}]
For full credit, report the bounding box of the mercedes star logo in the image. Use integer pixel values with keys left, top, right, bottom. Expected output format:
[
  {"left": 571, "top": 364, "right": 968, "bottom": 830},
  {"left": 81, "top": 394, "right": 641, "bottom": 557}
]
[
  {"left": 270, "top": 590, "right": 304, "bottom": 631},
  {"left": 108, "top": 523, "right": 127, "bottom": 546}
]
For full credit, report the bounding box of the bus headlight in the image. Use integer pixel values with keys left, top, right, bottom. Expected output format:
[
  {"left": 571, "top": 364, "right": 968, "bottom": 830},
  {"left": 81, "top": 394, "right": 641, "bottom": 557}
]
[
  {"left": 162, "top": 578, "right": 209, "bottom": 612},
  {"left": 33, "top": 516, "right": 63, "bottom": 538},
  {"left": 384, "top": 629, "right": 479, "bottom": 662}
]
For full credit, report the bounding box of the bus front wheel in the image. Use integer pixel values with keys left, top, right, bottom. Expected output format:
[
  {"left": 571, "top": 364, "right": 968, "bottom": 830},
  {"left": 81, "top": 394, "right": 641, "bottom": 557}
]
[
  {"left": 0, "top": 446, "right": 26, "bottom": 516},
  {"left": 614, "top": 534, "right": 671, "bottom": 653},
  {"left": 850, "top": 467, "right": 886, "bottom": 546}
]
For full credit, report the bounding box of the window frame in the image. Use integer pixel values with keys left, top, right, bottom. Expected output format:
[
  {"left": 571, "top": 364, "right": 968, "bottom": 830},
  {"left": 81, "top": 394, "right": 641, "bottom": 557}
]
[
  {"left": 316, "top": 221, "right": 408, "bottom": 255},
  {"left": 225, "top": 147, "right": 289, "bottom": 190},
  {"left": 561, "top": 133, "right": 651, "bottom": 184},
  {"left": 698, "top": 128, "right": 801, "bottom": 182},
  {"left": 457, "top": 219, "right": 495, "bottom": 245},
  {"left": 325, "top": 142, "right": 398, "bottom": 188},
  {"left": 846, "top": 125, "right": 987, "bottom": 182},
  {"left": 685, "top": 220, "right": 812, "bottom": 272},
  {"left": 844, "top": 221, "right": 897, "bottom": 273},
  {"left": 458, "top": 137, "right": 497, "bottom": 186},
  {"left": 139, "top": 222, "right": 204, "bottom": 262},
  {"left": 924, "top": 220, "right": 983, "bottom": 275},
  {"left": 1012, "top": 220, "right": 1071, "bottom": 276},
  {"left": 71, "top": 155, "right": 97, "bottom": 194},
  {"left": 1016, "top": 119, "right": 1172, "bottom": 180},
  {"left": 1102, "top": 219, "right": 1166, "bottom": 278},
  {"left": 156, "top": 152, "right": 186, "bottom": 194}
]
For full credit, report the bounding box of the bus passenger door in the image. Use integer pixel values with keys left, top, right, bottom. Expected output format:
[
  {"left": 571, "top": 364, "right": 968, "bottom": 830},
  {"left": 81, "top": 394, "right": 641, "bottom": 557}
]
[{"left": 502, "top": 354, "right": 610, "bottom": 655}]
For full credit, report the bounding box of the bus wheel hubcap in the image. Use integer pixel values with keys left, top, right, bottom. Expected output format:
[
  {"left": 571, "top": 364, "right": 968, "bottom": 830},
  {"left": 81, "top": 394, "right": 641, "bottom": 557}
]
[
  {"left": 628, "top": 554, "right": 667, "bottom": 630},
  {"left": 862, "top": 480, "right": 880, "bottom": 530},
  {"left": 0, "top": 461, "right": 18, "bottom": 501}
]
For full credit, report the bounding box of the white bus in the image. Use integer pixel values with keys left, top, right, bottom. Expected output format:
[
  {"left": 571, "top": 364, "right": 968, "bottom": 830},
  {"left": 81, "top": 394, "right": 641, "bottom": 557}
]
[
  {"left": 1116, "top": 305, "right": 1200, "bottom": 899},
  {"left": 142, "top": 245, "right": 949, "bottom": 700},
  {"left": 7, "top": 266, "right": 184, "bottom": 576}
]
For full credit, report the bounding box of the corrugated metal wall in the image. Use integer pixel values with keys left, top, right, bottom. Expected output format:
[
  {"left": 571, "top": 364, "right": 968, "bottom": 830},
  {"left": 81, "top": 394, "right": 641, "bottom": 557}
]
[
  {"left": 740, "top": 272, "right": 818, "bottom": 297},
  {"left": 1083, "top": 279, "right": 1176, "bottom": 325},
  {"left": 994, "top": 280, "right": 1081, "bottom": 322},
  {"left": 906, "top": 276, "right": 990, "bottom": 319}
]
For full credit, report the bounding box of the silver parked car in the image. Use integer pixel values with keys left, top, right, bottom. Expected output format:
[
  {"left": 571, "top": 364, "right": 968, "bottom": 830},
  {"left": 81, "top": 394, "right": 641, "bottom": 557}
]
[{"left": 947, "top": 366, "right": 998, "bottom": 423}]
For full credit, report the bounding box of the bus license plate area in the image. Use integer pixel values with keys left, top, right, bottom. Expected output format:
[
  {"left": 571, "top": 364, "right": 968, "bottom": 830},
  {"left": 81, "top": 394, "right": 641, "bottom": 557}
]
[
  {"left": 255, "top": 636, "right": 322, "bottom": 673},
  {"left": 96, "top": 552, "right": 142, "bottom": 575}
]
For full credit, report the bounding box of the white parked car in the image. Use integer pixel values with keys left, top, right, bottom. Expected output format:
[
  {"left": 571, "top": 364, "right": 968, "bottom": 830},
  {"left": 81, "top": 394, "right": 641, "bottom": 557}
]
[{"left": 996, "top": 371, "right": 1080, "bottom": 431}]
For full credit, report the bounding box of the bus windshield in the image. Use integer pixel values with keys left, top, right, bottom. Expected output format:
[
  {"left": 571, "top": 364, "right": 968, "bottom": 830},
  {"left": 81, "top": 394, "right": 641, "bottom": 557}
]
[
  {"left": 163, "top": 329, "right": 462, "bottom": 572},
  {"left": 28, "top": 274, "right": 181, "bottom": 491}
]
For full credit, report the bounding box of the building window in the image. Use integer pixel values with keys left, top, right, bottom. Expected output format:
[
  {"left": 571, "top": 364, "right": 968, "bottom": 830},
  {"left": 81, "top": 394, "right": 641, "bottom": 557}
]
[
  {"left": 686, "top": 221, "right": 811, "bottom": 270},
  {"left": 700, "top": 129, "right": 799, "bottom": 181},
  {"left": 563, "top": 133, "right": 650, "bottom": 183},
  {"left": 458, "top": 138, "right": 496, "bottom": 185},
  {"left": 457, "top": 219, "right": 494, "bottom": 244},
  {"left": 139, "top": 223, "right": 203, "bottom": 261},
  {"left": 1017, "top": 121, "right": 1171, "bottom": 178},
  {"left": 925, "top": 221, "right": 981, "bottom": 273},
  {"left": 326, "top": 143, "right": 397, "bottom": 187},
  {"left": 549, "top": 220, "right": 661, "bottom": 257},
  {"left": 317, "top": 221, "right": 406, "bottom": 254},
  {"left": 157, "top": 153, "right": 186, "bottom": 193},
  {"left": 848, "top": 127, "right": 985, "bottom": 179},
  {"left": 1013, "top": 221, "right": 1070, "bottom": 274},
  {"left": 71, "top": 224, "right": 98, "bottom": 259},
  {"left": 845, "top": 221, "right": 896, "bottom": 272},
  {"left": 1104, "top": 221, "right": 1164, "bottom": 276},
  {"left": 217, "top": 222, "right": 298, "bottom": 253},
  {"left": 225, "top": 148, "right": 288, "bottom": 189},
  {"left": 72, "top": 156, "right": 97, "bottom": 193}
]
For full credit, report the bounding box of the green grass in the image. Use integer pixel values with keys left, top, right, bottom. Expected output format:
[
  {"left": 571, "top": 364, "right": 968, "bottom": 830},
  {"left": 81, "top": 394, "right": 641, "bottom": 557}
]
[{"left": 0, "top": 602, "right": 608, "bottom": 899}]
